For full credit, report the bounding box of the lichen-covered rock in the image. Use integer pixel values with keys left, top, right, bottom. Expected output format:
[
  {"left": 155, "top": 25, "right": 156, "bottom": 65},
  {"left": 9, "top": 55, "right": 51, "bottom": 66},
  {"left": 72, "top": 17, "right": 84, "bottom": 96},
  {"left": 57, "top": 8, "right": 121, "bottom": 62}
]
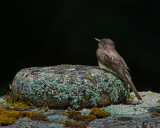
[{"left": 11, "top": 65, "right": 129, "bottom": 109}]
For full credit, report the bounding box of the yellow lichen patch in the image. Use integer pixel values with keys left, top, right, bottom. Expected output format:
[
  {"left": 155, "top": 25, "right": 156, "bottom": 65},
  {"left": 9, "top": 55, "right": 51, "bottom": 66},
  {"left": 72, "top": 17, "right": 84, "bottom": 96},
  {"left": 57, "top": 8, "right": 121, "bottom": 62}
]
[{"left": 89, "top": 107, "right": 111, "bottom": 118}]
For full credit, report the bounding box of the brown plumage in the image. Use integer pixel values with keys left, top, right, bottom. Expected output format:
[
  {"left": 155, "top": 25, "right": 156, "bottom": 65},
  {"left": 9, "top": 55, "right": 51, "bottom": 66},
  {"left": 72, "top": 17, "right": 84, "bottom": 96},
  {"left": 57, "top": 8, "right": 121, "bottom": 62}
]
[{"left": 95, "top": 38, "right": 142, "bottom": 100}]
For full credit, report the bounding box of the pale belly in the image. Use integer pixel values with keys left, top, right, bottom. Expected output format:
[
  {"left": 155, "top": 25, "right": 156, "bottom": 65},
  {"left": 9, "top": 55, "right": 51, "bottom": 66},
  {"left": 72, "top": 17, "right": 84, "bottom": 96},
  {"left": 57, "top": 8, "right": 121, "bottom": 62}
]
[{"left": 98, "top": 61, "right": 115, "bottom": 74}]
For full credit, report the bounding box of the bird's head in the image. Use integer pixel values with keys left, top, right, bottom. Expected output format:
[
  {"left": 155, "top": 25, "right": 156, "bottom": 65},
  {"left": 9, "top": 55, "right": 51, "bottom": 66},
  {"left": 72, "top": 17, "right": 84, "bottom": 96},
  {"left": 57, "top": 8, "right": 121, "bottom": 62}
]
[{"left": 95, "top": 38, "right": 115, "bottom": 49}]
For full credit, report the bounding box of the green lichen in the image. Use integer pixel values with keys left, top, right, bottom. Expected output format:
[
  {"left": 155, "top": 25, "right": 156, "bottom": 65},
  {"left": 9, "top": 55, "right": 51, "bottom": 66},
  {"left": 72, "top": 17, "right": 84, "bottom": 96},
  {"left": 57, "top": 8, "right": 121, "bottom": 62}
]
[
  {"left": 130, "top": 91, "right": 160, "bottom": 107},
  {"left": 101, "top": 77, "right": 130, "bottom": 102},
  {"left": 129, "top": 93, "right": 135, "bottom": 99},
  {"left": 105, "top": 104, "right": 147, "bottom": 114},
  {"left": 157, "top": 100, "right": 160, "bottom": 104},
  {"left": 11, "top": 65, "right": 130, "bottom": 109},
  {"left": 0, "top": 99, "right": 5, "bottom": 104}
]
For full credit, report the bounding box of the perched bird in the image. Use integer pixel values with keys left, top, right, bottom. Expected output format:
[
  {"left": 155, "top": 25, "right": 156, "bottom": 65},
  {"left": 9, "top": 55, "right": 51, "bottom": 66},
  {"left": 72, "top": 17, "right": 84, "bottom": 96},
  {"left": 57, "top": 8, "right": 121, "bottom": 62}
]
[{"left": 95, "top": 38, "right": 142, "bottom": 100}]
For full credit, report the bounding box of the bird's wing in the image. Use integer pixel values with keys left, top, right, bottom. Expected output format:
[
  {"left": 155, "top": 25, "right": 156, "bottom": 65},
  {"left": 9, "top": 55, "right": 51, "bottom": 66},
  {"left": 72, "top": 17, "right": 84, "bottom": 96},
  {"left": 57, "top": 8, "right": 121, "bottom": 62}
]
[
  {"left": 97, "top": 49, "right": 127, "bottom": 79},
  {"left": 120, "top": 56, "right": 130, "bottom": 70},
  {"left": 97, "top": 49, "right": 142, "bottom": 100}
]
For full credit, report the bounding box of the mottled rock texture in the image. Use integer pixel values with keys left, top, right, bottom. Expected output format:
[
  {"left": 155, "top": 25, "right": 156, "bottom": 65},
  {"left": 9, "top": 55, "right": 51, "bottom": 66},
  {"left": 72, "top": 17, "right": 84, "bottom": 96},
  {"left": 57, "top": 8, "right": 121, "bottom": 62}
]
[{"left": 11, "top": 65, "right": 129, "bottom": 109}]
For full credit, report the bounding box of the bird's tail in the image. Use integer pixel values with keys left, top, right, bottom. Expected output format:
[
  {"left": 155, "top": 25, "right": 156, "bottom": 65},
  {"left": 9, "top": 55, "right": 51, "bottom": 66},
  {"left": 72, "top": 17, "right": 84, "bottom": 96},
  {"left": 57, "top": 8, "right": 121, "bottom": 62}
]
[{"left": 125, "top": 72, "right": 142, "bottom": 100}]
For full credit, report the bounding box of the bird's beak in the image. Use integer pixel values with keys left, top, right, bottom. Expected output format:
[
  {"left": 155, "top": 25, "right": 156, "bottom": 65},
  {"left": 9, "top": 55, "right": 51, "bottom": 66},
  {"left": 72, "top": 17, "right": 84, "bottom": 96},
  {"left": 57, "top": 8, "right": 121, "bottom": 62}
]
[{"left": 94, "top": 38, "right": 101, "bottom": 42}]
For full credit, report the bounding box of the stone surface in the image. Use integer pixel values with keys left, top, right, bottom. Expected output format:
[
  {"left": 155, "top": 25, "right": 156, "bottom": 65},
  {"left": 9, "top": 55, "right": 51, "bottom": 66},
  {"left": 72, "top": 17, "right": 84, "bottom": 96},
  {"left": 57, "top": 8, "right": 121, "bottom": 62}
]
[
  {"left": 11, "top": 65, "right": 129, "bottom": 109},
  {"left": 105, "top": 104, "right": 148, "bottom": 114},
  {"left": 1, "top": 91, "right": 160, "bottom": 128},
  {"left": 87, "top": 113, "right": 160, "bottom": 128},
  {"left": 131, "top": 91, "right": 160, "bottom": 107},
  {"left": 1, "top": 107, "right": 160, "bottom": 128}
]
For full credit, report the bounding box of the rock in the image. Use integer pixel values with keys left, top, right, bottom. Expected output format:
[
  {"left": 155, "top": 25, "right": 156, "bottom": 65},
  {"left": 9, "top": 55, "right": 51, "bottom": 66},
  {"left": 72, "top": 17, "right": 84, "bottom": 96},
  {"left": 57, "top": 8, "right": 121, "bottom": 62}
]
[
  {"left": 11, "top": 65, "right": 129, "bottom": 109},
  {"left": 1, "top": 91, "right": 160, "bottom": 128},
  {"left": 131, "top": 91, "right": 160, "bottom": 107},
  {"left": 104, "top": 104, "right": 147, "bottom": 114}
]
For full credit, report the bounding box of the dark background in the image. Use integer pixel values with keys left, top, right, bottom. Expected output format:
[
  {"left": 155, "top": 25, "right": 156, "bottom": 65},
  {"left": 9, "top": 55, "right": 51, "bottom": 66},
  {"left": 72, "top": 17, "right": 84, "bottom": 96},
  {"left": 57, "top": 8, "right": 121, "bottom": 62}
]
[{"left": 0, "top": 0, "right": 160, "bottom": 96}]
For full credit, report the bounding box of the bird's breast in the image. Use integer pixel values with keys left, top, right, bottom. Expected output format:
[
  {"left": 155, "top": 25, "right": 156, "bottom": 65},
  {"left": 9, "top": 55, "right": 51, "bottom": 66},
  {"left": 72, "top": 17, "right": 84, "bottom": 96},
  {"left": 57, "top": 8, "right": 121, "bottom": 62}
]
[{"left": 98, "top": 61, "right": 115, "bottom": 73}]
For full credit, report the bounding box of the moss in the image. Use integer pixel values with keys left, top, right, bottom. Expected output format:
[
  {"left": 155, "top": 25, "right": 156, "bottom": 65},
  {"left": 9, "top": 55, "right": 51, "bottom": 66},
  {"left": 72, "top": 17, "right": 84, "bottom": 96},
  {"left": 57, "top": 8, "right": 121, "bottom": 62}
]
[
  {"left": 58, "top": 121, "right": 89, "bottom": 128},
  {"left": 5, "top": 93, "right": 19, "bottom": 104},
  {"left": 0, "top": 115, "right": 15, "bottom": 126},
  {"left": 0, "top": 95, "right": 48, "bottom": 126},
  {"left": 62, "top": 111, "right": 81, "bottom": 119},
  {"left": 152, "top": 111, "right": 160, "bottom": 117},
  {"left": 0, "top": 109, "right": 48, "bottom": 126},
  {"left": 41, "top": 106, "right": 49, "bottom": 111},
  {"left": 0, "top": 110, "right": 20, "bottom": 126},
  {"left": 13, "top": 102, "right": 30, "bottom": 108},
  {"left": 1, "top": 110, "right": 20, "bottom": 119},
  {"left": 0, "top": 105, "right": 6, "bottom": 112},
  {"left": 89, "top": 107, "right": 111, "bottom": 118},
  {"left": 60, "top": 111, "right": 95, "bottom": 128},
  {"left": 60, "top": 107, "right": 110, "bottom": 128},
  {"left": 62, "top": 111, "right": 96, "bottom": 121},
  {"left": 20, "top": 111, "right": 48, "bottom": 121},
  {"left": 20, "top": 111, "right": 35, "bottom": 118},
  {"left": 157, "top": 100, "right": 160, "bottom": 104},
  {"left": 4, "top": 93, "right": 33, "bottom": 109},
  {"left": 30, "top": 113, "right": 48, "bottom": 121},
  {"left": 156, "top": 108, "right": 160, "bottom": 113},
  {"left": 84, "top": 114, "right": 97, "bottom": 122}
]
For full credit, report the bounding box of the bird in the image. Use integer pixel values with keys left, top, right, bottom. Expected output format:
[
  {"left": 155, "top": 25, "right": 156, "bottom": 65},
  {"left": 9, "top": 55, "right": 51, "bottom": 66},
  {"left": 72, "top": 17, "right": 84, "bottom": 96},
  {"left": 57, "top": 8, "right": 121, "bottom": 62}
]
[{"left": 95, "top": 38, "right": 142, "bottom": 100}]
